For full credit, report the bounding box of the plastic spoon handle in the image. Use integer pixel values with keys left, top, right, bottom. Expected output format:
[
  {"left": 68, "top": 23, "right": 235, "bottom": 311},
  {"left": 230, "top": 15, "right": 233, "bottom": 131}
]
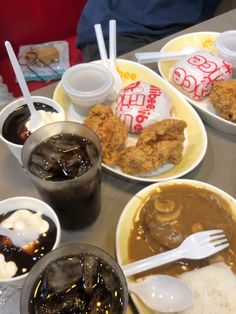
[
  {"left": 94, "top": 24, "right": 109, "bottom": 69},
  {"left": 122, "top": 247, "right": 183, "bottom": 277},
  {"left": 4, "top": 41, "right": 37, "bottom": 115},
  {"left": 0, "top": 225, "right": 38, "bottom": 247},
  {"left": 109, "top": 19, "right": 117, "bottom": 62},
  {"left": 135, "top": 51, "right": 192, "bottom": 63}
]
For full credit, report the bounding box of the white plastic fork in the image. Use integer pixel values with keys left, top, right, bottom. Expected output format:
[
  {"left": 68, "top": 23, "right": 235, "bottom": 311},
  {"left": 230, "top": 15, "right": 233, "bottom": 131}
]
[{"left": 122, "top": 229, "right": 229, "bottom": 277}]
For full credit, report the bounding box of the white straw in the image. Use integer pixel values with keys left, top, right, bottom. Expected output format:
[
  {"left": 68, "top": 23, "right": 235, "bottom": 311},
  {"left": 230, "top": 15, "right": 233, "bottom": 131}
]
[
  {"left": 109, "top": 20, "right": 117, "bottom": 62},
  {"left": 4, "top": 41, "right": 37, "bottom": 115},
  {"left": 94, "top": 24, "right": 109, "bottom": 68}
]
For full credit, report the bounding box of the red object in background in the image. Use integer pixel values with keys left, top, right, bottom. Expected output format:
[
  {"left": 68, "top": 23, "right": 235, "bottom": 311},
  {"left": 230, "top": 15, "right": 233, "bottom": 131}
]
[{"left": 0, "top": 0, "right": 87, "bottom": 97}]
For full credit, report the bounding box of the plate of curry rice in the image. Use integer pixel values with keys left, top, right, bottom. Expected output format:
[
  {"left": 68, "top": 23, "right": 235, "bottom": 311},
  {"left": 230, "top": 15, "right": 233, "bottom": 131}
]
[{"left": 116, "top": 179, "right": 236, "bottom": 313}]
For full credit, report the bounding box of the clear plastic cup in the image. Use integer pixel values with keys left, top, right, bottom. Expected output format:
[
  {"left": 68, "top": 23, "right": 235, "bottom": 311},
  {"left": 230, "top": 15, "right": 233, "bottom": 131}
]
[
  {"left": 215, "top": 30, "right": 236, "bottom": 69},
  {"left": 0, "top": 96, "right": 65, "bottom": 164},
  {"left": 61, "top": 63, "right": 114, "bottom": 116},
  {"left": 20, "top": 243, "right": 128, "bottom": 314},
  {"left": 21, "top": 121, "right": 102, "bottom": 230}
]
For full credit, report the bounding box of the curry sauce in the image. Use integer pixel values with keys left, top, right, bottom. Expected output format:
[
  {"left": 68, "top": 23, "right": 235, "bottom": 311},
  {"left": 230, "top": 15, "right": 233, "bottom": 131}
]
[{"left": 128, "top": 184, "right": 236, "bottom": 279}]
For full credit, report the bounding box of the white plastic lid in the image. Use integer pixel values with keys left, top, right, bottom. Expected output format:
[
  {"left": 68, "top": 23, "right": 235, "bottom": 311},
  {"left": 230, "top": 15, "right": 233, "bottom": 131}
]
[
  {"left": 62, "top": 63, "right": 114, "bottom": 100},
  {"left": 215, "top": 30, "right": 236, "bottom": 67}
]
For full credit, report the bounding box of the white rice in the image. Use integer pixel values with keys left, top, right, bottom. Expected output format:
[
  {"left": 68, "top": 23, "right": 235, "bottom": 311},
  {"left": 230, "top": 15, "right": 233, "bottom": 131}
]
[{"left": 178, "top": 262, "right": 236, "bottom": 314}]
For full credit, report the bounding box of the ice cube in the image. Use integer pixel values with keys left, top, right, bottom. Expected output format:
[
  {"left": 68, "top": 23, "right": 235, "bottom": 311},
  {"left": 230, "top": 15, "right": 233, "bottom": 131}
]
[
  {"left": 48, "top": 135, "right": 80, "bottom": 153},
  {"left": 39, "top": 293, "right": 86, "bottom": 314},
  {"left": 86, "top": 142, "right": 98, "bottom": 165},
  {"left": 46, "top": 256, "right": 83, "bottom": 293},
  {"left": 101, "top": 267, "right": 118, "bottom": 293},
  {"left": 86, "top": 285, "right": 113, "bottom": 314},
  {"left": 29, "top": 162, "right": 54, "bottom": 180},
  {"left": 82, "top": 254, "right": 98, "bottom": 294}
]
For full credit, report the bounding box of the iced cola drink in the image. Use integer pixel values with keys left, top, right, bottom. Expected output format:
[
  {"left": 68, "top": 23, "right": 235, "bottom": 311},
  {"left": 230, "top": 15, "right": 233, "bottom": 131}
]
[
  {"left": 20, "top": 243, "right": 128, "bottom": 314},
  {"left": 21, "top": 122, "right": 102, "bottom": 230}
]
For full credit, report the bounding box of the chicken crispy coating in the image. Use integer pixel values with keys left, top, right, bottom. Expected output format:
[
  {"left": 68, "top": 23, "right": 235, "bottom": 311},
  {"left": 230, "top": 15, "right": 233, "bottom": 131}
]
[
  {"left": 83, "top": 104, "right": 128, "bottom": 165},
  {"left": 209, "top": 80, "right": 236, "bottom": 122},
  {"left": 137, "top": 119, "right": 187, "bottom": 146},
  {"left": 83, "top": 104, "right": 114, "bottom": 132},
  {"left": 117, "top": 119, "right": 187, "bottom": 175},
  {"left": 117, "top": 141, "right": 184, "bottom": 175},
  {"left": 84, "top": 105, "right": 187, "bottom": 174}
]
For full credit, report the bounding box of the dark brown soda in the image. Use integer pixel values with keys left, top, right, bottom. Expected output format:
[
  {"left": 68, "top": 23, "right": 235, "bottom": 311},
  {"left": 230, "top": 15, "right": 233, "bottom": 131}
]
[
  {"left": 28, "top": 253, "right": 125, "bottom": 314},
  {"left": 28, "top": 133, "right": 101, "bottom": 230}
]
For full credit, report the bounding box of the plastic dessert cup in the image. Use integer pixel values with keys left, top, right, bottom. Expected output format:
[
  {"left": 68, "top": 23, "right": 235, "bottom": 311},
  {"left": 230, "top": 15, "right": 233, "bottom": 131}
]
[
  {"left": 215, "top": 30, "right": 236, "bottom": 70},
  {"left": 61, "top": 63, "right": 114, "bottom": 116},
  {"left": 0, "top": 196, "right": 61, "bottom": 287},
  {"left": 20, "top": 243, "right": 129, "bottom": 314},
  {"left": 0, "top": 96, "right": 65, "bottom": 164},
  {"left": 21, "top": 121, "right": 102, "bottom": 230}
]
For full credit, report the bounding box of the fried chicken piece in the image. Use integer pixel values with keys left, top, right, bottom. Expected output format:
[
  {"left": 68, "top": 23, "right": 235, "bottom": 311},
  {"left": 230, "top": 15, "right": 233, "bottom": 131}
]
[
  {"left": 117, "top": 141, "right": 184, "bottom": 175},
  {"left": 209, "top": 80, "right": 236, "bottom": 122},
  {"left": 117, "top": 146, "right": 155, "bottom": 174},
  {"left": 137, "top": 118, "right": 187, "bottom": 146},
  {"left": 117, "top": 119, "right": 187, "bottom": 175},
  {"left": 83, "top": 104, "right": 128, "bottom": 166},
  {"left": 85, "top": 106, "right": 187, "bottom": 174},
  {"left": 83, "top": 103, "right": 114, "bottom": 133}
]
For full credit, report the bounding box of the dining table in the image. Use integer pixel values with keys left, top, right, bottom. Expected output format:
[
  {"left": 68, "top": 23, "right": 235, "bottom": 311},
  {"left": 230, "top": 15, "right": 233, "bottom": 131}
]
[{"left": 0, "top": 8, "right": 236, "bottom": 314}]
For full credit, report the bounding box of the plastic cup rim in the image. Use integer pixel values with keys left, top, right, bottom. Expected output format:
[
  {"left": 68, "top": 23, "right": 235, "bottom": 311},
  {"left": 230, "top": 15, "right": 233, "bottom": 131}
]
[
  {"left": 216, "top": 30, "right": 236, "bottom": 58},
  {"left": 62, "top": 63, "right": 114, "bottom": 98}
]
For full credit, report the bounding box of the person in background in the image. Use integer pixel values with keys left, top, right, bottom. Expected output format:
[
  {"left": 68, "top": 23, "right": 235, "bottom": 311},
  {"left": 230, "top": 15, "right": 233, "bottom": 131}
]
[{"left": 76, "top": 0, "right": 222, "bottom": 62}]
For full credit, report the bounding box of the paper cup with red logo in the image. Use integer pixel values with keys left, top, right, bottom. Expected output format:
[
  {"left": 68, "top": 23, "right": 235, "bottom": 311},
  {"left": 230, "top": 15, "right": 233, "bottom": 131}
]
[
  {"left": 169, "top": 51, "right": 232, "bottom": 100},
  {"left": 114, "top": 81, "right": 172, "bottom": 134}
]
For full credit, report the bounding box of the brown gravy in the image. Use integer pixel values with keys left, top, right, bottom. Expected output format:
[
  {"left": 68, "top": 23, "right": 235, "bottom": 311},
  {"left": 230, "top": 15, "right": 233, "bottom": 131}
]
[{"left": 128, "top": 184, "right": 236, "bottom": 279}]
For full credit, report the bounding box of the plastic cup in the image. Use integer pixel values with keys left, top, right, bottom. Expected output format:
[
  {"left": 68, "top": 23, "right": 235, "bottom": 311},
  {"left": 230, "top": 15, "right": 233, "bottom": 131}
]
[
  {"left": 21, "top": 121, "right": 102, "bottom": 230},
  {"left": 61, "top": 63, "right": 114, "bottom": 116},
  {"left": 0, "top": 196, "right": 61, "bottom": 287},
  {"left": 0, "top": 96, "right": 65, "bottom": 164},
  {"left": 215, "top": 30, "right": 236, "bottom": 70},
  {"left": 20, "top": 243, "right": 128, "bottom": 314}
]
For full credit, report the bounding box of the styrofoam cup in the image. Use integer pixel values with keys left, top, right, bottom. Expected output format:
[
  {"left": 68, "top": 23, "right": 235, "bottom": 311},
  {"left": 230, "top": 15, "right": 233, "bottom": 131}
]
[
  {"left": 0, "top": 96, "right": 65, "bottom": 164},
  {"left": 0, "top": 196, "right": 61, "bottom": 287}
]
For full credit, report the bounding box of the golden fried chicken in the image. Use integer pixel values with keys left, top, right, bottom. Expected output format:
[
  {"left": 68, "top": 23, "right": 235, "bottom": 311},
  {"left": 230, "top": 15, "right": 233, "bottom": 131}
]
[
  {"left": 137, "top": 119, "right": 187, "bottom": 146},
  {"left": 84, "top": 105, "right": 187, "bottom": 174},
  {"left": 117, "top": 141, "right": 184, "bottom": 174},
  {"left": 117, "top": 119, "right": 187, "bottom": 175},
  {"left": 83, "top": 103, "right": 114, "bottom": 132},
  {"left": 83, "top": 104, "right": 128, "bottom": 165},
  {"left": 209, "top": 80, "right": 236, "bottom": 122}
]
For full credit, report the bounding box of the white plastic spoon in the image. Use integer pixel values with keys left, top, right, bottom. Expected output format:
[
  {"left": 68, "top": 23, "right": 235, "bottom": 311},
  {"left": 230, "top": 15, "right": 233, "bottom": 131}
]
[
  {"left": 135, "top": 45, "right": 202, "bottom": 64},
  {"left": 0, "top": 225, "right": 39, "bottom": 247},
  {"left": 94, "top": 21, "right": 121, "bottom": 99},
  {"left": 128, "top": 275, "right": 193, "bottom": 313},
  {"left": 4, "top": 41, "right": 54, "bottom": 131},
  {"left": 109, "top": 20, "right": 122, "bottom": 93}
]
